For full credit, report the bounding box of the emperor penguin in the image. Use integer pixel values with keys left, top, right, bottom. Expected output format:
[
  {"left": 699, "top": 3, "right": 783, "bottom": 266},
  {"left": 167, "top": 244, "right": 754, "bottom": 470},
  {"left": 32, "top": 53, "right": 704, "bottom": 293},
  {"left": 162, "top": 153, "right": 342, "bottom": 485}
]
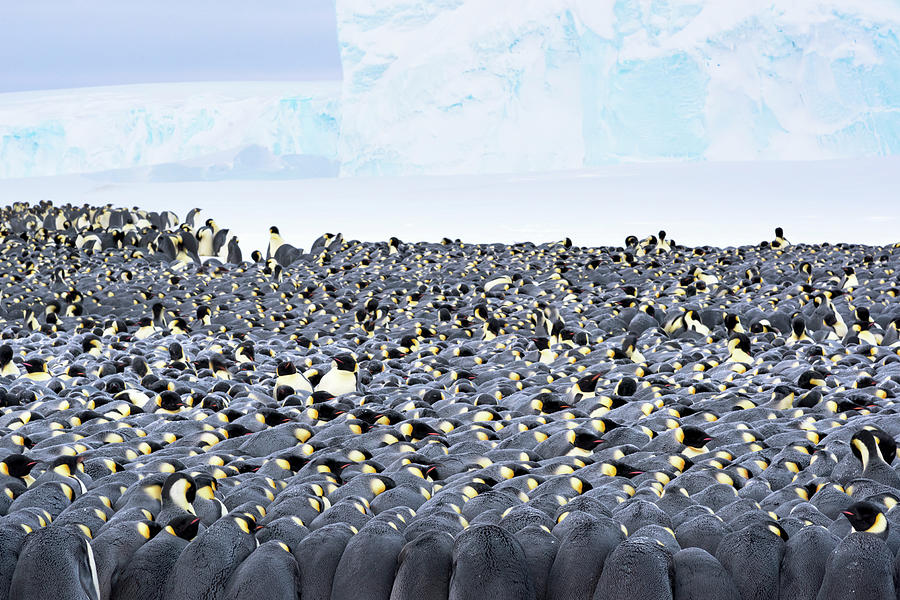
[
  {"left": 816, "top": 533, "right": 895, "bottom": 600},
  {"left": 840, "top": 266, "right": 858, "bottom": 290},
  {"left": 113, "top": 515, "right": 200, "bottom": 600},
  {"left": 850, "top": 429, "right": 900, "bottom": 488},
  {"left": 389, "top": 532, "right": 454, "bottom": 600},
  {"left": 157, "top": 472, "right": 197, "bottom": 523},
  {"left": 163, "top": 515, "right": 258, "bottom": 600},
  {"left": 786, "top": 316, "right": 811, "bottom": 345},
  {"left": 9, "top": 525, "right": 101, "bottom": 600},
  {"left": 22, "top": 358, "right": 51, "bottom": 382},
  {"left": 196, "top": 222, "right": 216, "bottom": 257},
  {"left": 594, "top": 537, "right": 674, "bottom": 600},
  {"left": 314, "top": 354, "right": 358, "bottom": 396},
  {"left": 673, "top": 547, "right": 740, "bottom": 600},
  {"left": 842, "top": 501, "right": 890, "bottom": 540},
  {"left": 779, "top": 525, "right": 839, "bottom": 600},
  {"left": 226, "top": 237, "right": 242, "bottom": 264},
  {"left": 267, "top": 226, "right": 286, "bottom": 259},
  {"left": 531, "top": 337, "right": 558, "bottom": 365},
  {"left": 331, "top": 521, "right": 407, "bottom": 600},
  {"left": 0, "top": 344, "right": 20, "bottom": 377},
  {"left": 772, "top": 227, "right": 790, "bottom": 249},
  {"left": 275, "top": 361, "right": 313, "bottom": 394},
  {"left": 223, "top": 540, "right": 300, "bottom": 600},
  {"left": 727, "top": 333, "right": 754, "bottom": 366},
  {"left": 449, "top": 525, "right": 536, "bottom": 600},
  {"left": 716, "top": 522, "right": 787, "bottom": 600}
]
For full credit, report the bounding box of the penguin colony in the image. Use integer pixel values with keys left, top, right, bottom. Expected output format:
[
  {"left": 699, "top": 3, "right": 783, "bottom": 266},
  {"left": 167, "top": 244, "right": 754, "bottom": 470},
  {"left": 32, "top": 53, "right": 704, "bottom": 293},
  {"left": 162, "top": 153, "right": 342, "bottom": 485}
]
[{"left": 0, "top": 201, "right": 900, "bottom": 600}]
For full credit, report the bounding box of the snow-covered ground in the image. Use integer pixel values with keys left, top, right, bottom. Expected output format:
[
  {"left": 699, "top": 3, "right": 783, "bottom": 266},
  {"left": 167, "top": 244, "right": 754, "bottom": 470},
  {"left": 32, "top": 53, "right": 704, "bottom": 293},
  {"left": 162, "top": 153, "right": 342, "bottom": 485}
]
[{"left": 2, "top": 157, "right": 897, "bottom": 255}]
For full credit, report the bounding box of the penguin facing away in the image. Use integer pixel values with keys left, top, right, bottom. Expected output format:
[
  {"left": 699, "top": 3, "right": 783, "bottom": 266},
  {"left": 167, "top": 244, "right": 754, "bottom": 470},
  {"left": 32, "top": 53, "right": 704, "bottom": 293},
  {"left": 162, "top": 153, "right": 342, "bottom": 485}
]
[{"left": 9, "top": 525, "right": 101, "bottom": 600}]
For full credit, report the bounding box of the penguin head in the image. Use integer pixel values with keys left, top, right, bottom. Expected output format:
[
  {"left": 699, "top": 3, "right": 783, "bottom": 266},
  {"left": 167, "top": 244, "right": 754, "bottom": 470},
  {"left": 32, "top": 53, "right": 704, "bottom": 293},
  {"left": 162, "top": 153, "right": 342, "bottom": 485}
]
[
  {"left": 165, "top": 515, "right": 201, "bottom": 540},
  {"left": 790, "top": 317, "right": 806, "bottom": 336},
  {"left": 850, "top": 428, "right": 884, "bottom": 469},
  {"left": 22, "top": 358, "right": 48, "bottom": 375},
  {"left": 614, "top": 377, "right": 637, "bottom": 397},
  {"left": 333, "top": 354, "right": 357, "bottom": 373},
  {"left": 81, "top": 336, "right": 101, "bottom": 355},
  {"left": 162, "top": 472, "right": 197, "bottom": 509},
  {"left": 168, "top": 342, "right": 185, "bottom": 361},
  {"left": 728, "top": 334, "right": 751, "bottom": 354},
  {"left": 0, "top": 344, "right": 13, "bottom": 364},
  {"left": 569, "top": 429, "right": 604, "bottom": 451},
  {"left": 842, "top": 501, "right": 888, "bottom": 535},
  {"left": 0, "top": 454, "right": 36, "bottom": 478},
  {"left": 276, "top": 361, "right": 297, "bottom": 377},
  {"left": 156, "top": 391, "right": 185, "bottom": 412},
  {"left": 678, "top": 426, "right": 712, "bottom": 449},
  {"left": 269, "top": 226, "right": 280, "bottom": 235},
  {"left": 775, "top": 227, "right": 784, "bottom": 238},
  {"left": 51, "top": 455, "right": 85, "bottom": 477}
]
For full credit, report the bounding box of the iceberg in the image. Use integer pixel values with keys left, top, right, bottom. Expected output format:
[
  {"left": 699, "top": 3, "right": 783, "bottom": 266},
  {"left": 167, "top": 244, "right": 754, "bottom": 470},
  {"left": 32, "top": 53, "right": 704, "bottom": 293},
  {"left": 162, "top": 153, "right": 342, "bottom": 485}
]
[
  {"left": 0, "top": 82, "right": 341, "bottom": 179},
  {"left": 2, "top": 2, "right": 900, "bottom": 179},
  {"left": 336, "top": 0, "right": 900, "bottom": 175}
]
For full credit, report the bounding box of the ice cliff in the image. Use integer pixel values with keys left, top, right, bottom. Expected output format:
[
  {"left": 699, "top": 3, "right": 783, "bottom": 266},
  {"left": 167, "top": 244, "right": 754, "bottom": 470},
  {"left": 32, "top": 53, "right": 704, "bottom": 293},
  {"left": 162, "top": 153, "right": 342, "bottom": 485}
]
[
  {"left": 2, "top": 1, "right": 899, "bottom": 179},
  {"left": 336, "top": 0, "right": 900, "bottom": 175},
  {"left": 0, "top": 82, "right": 340, "bottom": 179}
]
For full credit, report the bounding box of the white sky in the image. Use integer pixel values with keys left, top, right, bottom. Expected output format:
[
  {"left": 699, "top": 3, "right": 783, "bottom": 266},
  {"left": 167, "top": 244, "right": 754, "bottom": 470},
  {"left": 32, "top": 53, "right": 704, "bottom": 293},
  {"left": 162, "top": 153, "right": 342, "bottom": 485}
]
[{"left": 2, "top": 158, "right": 898, "bottom": 254}]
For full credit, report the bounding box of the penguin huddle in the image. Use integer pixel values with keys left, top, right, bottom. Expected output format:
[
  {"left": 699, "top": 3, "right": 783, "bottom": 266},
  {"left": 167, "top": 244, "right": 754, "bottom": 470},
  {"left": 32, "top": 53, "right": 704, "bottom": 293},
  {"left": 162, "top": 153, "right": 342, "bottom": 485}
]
[{"left": 0, "top": 204, "right": 899, "bottom": 599}]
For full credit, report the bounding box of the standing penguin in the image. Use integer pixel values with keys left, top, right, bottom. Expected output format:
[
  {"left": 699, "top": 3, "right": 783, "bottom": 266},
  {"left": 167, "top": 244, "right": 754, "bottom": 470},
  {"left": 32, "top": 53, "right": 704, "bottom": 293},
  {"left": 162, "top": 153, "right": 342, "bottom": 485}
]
[
  {"left": 196, "top": 222, "right": 216, "bottom": 257},
  {"left": 90, "top": 520, "right": 159, "bottom": 600},
  {"left": 314, "top": 354, "right": 358, "bottom": 396},
  {"left": 295, "top": 523, "right": 356, "bottom": 600},
  {"left": 267, "top": 226, "right": 286, "bottom": 259},
  {"left": 716, "top": 522, "right": 787, "bottom": 600},
  {"left": 331, "top": 521, "right": 406, "bottom": 600},
  {"left": 389, "top": 531, "right": 454, "bottom": 600},
  {"left": 163, "top": 515, "right": 258, "bottom": 600},
  {"left": 111, "top": 515, "right": 200, "bottom": 600},
  {"left": 672, "top": 547, "right": 739, "bottom": 600},
  {"left": 815, "top": 532, "right": 895, "bottom": 600},
  {"left": 9, "top": 525, "right": 100, "bottom": 600},
  {"left": 223, "top": 540, "right": 300, "bottom": 600},
  {"left": 547, "top": 515, "right": 624, "bottom": 600},
  {"left": 226, "top": 237, "right": 243, "bottom": 264},
  {"left": 778, "top": 525, "right": 839, "bottom": 600},
  {"left": 594, "top": 537, "right": 675, "bottom": 600},
  {"left": 275, "top": 361, "right": 313, "bottom": 394},
  {"left": 0, "top": 344, "right": 19, "bottom": 377},
  {"left": 449, "top": 525, "right": 536, "bottom": 600},
  {"left": 514, "top": 524, "right": 559, "bottom": 600}
]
